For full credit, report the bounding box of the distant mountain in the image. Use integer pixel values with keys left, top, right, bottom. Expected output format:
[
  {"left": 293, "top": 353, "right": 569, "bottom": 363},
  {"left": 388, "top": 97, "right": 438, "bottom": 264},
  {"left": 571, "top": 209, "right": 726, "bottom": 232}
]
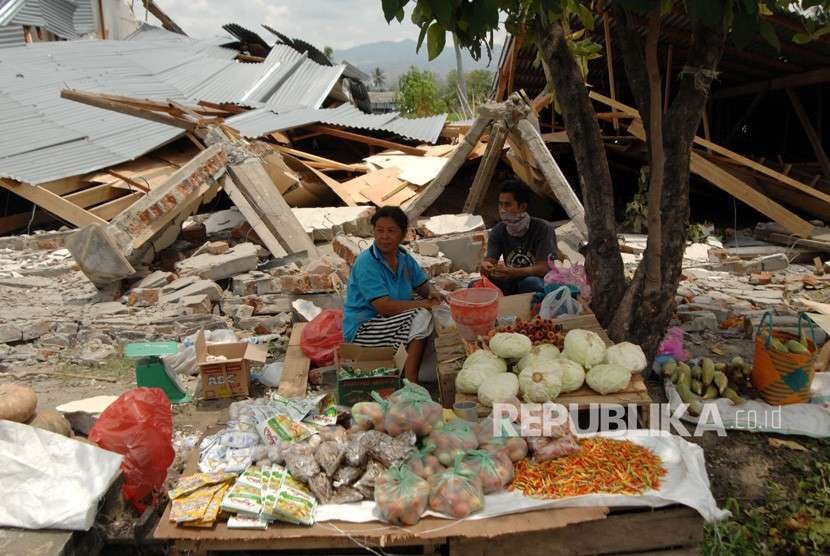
[{"left": 334, "top": 39, "right": 504, "bottom": 87}]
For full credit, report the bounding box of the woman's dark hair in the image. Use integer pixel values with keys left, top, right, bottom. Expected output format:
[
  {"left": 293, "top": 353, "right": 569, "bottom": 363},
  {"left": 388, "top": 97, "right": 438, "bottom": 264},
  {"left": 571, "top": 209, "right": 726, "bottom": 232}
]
[
  {"left": 500, "top": 178, "right": 532, "bottom": 205},
  {"left": 371, "top": 206, "right": 409, "bottom": 233}
]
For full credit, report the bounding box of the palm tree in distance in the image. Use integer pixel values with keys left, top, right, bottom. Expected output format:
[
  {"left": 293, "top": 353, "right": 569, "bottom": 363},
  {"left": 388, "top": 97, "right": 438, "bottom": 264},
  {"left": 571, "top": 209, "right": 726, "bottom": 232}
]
[{"left": 372, "top": 67, "right": 386, "bottom": 90}]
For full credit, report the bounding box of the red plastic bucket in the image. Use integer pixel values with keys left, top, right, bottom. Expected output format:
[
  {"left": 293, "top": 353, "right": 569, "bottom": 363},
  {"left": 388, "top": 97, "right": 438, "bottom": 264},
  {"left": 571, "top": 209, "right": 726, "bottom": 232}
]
[{"left": 448, "top": 289, "right": 500, "bottom": 341}]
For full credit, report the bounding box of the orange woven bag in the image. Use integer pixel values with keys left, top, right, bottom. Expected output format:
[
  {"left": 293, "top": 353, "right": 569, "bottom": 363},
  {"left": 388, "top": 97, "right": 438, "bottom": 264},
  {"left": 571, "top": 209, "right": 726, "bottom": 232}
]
[{"left": 751, "top": 313, "right": 816, "bottom": 405}]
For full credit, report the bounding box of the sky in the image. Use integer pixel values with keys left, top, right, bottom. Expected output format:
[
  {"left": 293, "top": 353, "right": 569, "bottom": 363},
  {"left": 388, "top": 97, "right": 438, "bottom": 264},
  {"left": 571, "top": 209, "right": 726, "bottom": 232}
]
[
  {"left": 157, "top": 0, "right": 425, "bottom": 49},
  {"left": 153, "top": 0, "right": 506, "bottom": 50}
]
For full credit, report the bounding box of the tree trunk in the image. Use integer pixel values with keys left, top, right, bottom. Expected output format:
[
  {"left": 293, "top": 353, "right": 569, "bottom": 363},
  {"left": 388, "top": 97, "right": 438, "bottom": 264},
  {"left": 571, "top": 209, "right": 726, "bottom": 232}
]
[{"left": 537, "top": 19, "right": 625, "bottom": 328}]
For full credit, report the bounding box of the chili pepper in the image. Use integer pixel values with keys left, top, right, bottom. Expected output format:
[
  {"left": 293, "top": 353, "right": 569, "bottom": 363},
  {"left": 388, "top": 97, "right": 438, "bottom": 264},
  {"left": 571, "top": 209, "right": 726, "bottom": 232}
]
[{"left": 509, "top": 438, "right": 666, "bottom": 499}]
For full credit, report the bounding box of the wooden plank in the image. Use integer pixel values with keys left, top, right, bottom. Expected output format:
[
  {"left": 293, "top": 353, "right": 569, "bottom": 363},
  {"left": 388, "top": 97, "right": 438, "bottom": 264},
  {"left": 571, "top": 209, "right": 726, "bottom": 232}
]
[
  {"left": 63, "top": 183, "right": 128, "bottom": 208},
  {"left": 363, "top": 154, "right": 448, "bottom": 186},
  {"left": 513, "top": 118, "right": 587, "bottom": 236},
  {"left": 450, "top": 506, "right": 702, "bottom": 556},
  {"left": 310, "top": 125, "right": 428, "bottom": 156},
  {"left": 222, "top": 176, "right": 289, "bottom": 259},
  {"left": 60, "top": 89, "right": 196, "bottom": 130},
  {"left": 405, "top": 116, "right": 491, "bottom": 219},
  {"left": 787, "top": 88, "right": 830, "bottom": 179},
  {"left": 275, "top": 145, "right": 362, "bottom": 172},
  {"left": 464, "top": 121, "right": 507, "bottom": 214},
  {"left": 143, "top": 0, "right": 186, "bottom": 34},
  {"left": 39, "top": 176, "right": 93, "bottom": 196},
  {"left": 278, "top": 323, "right": 310, "bottom": 398},
  {"left": 88, "top": 192, "right": 143, "bottom": 221},
  {"left": 713, "top": 67, "right": 830, "bottom": 99},
  {"left": 349, "top": 168, "right": 415, "bottom": 207},
  {"left": 0, "top": 210, "right": 54, "bottom": 234},
  {"left": 303, "top": 164, "right": 359, "bottom": 206},
  {"left": 0, "top": 179, "right": 107, "bottom": 228},
  {"left": 227, "top": 159, "right": 317, "bottom": 257}
]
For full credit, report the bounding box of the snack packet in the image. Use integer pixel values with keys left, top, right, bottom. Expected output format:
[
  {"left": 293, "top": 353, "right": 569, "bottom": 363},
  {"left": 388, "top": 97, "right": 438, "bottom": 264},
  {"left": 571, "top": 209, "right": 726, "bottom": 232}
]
[
  {"left": 261, "top": 466, "right": 317, "bottom": 525},
  {"left": 167, "top": 472, "right": 237, "bottom": 500}
]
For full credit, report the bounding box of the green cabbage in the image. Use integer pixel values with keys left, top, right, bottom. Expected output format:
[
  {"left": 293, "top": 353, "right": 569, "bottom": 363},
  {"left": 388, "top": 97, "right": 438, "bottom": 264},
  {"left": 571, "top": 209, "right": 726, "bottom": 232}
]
[
  {"left": 605, "top": 342, "right": 647, "bottom": 373},
  {"left": 563, "top": 329, "right": 607, "bottom": 368},
  {"left": 516, "top": 343, "right": 560, "bottom": 374},
  {"left": 489, "top": 333, "right": 532, "bottom": 360},
  {"left": 585, "top": 363, "right": 631, "bottom": 395},
  {"left": 478, "top": 373, "right": 519, "bottom": 407}
]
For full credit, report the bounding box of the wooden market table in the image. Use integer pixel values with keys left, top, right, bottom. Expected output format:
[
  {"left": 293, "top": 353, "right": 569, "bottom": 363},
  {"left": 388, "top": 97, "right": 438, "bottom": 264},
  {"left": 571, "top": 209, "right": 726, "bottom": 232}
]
[{"left": 155, "top": 501, "right": 703, "bottom": 555}]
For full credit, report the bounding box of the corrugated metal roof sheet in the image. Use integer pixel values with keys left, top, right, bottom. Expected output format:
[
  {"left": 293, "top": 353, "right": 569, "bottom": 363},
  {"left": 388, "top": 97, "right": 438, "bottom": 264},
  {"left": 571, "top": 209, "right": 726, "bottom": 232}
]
[
  {"left": 39, "top": 0, "right": 78, "bottom": 39},
  {"left": 0, "top": 0, "right": 26, "bottom": 26},
  {"left": 0, "top": 23, "right": 23, "bottom": 47},
  {"left": 0, "top": 34, "right": 353, "bottom": 183},
  {"left": 9, "top": 0, "right": 43, "bottom": 27},
  {"left": 72, "top": 0, "right": 95, "bottom": 35},
  {"left": 226, "top": 103, "right": 447, "bottom": 144}
]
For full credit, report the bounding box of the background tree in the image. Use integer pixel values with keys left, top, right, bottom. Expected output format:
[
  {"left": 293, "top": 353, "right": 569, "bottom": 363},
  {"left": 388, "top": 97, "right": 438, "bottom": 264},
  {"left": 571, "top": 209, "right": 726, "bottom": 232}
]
[
  {"left": 443, "top": 69, "right": 494, "bottom": 114},
  {"left": 323, "top": 45, "right": 334, "bottom": 61},
  {"left": 372, "top": 67, "right": 387, "bottom": 89},
  {"left": 396, "top": 66, "right": 446, "bottom": 116},
  {"left": 380, "top": 0, "right": 830, "bottom": 359}
]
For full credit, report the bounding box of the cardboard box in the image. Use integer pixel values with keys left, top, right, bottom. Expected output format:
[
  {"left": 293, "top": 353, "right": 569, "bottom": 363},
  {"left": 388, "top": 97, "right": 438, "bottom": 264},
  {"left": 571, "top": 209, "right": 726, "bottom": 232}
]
[
  {"left": 336, "top": 343, "right": 408, "bottom": 406},
  {"left": 196, "top": 331, "right": 268, "bottom": 399}
]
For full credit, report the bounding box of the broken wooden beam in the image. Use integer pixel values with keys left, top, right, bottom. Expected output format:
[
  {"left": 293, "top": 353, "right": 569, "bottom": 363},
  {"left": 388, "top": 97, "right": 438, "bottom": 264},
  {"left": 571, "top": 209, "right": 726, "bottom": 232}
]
[
  {"left": 61, "top": 89, "right": 197, "bottom": 130},
  {"left": 0, "top": 179, "right": 108, "bottom": 228},
  {"left": 463, "top": 121, "right": 507, "bottom": 214},
  {"left": 221, "top": 176, "right": 288, "bottom": 259},
  {"left": 405, "top": 116, "right": 492, "bottom": 219},
  {"left": 309, "top": 125, "right": 428, "bottom": 156}
]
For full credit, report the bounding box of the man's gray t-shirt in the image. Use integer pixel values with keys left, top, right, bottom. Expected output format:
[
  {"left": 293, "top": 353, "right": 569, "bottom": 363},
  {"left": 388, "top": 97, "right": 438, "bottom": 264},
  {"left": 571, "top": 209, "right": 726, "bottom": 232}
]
[{"left": 487, "top": 218, "right": 557, "bottom": 268}]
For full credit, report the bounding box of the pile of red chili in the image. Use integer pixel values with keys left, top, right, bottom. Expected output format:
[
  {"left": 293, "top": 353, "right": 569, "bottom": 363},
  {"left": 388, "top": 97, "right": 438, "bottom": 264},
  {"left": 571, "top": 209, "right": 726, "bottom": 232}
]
[{"left": 510, "top": 437, "right": 666, "bottom": 498}]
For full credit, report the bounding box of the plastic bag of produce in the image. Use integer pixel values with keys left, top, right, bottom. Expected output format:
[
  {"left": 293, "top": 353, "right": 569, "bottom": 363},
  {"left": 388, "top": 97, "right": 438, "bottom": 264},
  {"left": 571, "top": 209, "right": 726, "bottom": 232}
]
[
  {"left": 526, "top": 435, "right": 581, "bottom": 462},
  {"left": 387, "top": 379, "right": 432, "bottom": 403},
  {"left": 283, "top": 445, "right": 321, "bottom": 483},
  {"left": 307, "top": 474, "right": 333, "bottom": 503},
  {"left": 427, "top": 456, "right": 485, "bottom": 518},
  {"left": 375, "top": 465, "right": 431, "bottom": 525},
  {"left": 333, "top": 465, "right": 363, "bottom": 488},
  {"left": 374, "top": 390, "right": 443, "bottom": 437},
  {"left": 351, "top": 401, "right": 386, "bottom": 431},
  {"left": 539, "top": 285, "right": 582, "bottom": 320},
  {"left": 423, "top": 420, "right": 479, "bottom": 467},
  {"left": 344, "top": 431, "right": 369, "bottom": 467},
  {"left": 404, "top": 445, "right": 446, "bottom": 480},
  {"left": 475, "top": 417, "right": 527, "bottom": 463},
  {"left": 461, "top": 450, "right": 514, "bottom": 494},
  {"left": 368, "top": 431, "right": 416, "bottom": 468},
  {"left": 353, "top": 460, "right": 385, "bottom": 498}
]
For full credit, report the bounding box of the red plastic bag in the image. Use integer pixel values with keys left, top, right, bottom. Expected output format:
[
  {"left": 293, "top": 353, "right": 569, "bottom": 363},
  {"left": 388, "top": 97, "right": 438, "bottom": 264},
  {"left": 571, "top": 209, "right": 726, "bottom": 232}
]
[
  {"left": 89, "top": 388, "right": 174, "bottom": 511},
  {"left": 473, "top": 275, "right": 503, "bottom": 296},
  {"left": 301, "top": 309, "right": 343, "bottom": 366}
]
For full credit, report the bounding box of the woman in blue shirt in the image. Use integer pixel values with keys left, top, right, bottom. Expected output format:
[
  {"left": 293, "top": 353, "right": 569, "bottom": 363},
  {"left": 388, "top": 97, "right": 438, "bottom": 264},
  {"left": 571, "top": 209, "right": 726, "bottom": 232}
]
[{"left": 343, "top": 206, "right": 443, "bottom": 382}]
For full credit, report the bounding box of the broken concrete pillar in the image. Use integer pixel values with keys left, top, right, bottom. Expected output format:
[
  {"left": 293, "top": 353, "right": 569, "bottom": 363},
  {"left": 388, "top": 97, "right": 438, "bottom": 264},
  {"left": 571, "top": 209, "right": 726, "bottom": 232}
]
[
  {"left": 231, "top": 271, "right": 281, "bottom": 296},
  {"left": 413, "top": 231, "right": 488, "bottom": 272},
  {"left": 65, "top": 224, "right": 136, "bottom": 288},
  {"left": 332, "top": 235, "right": 369, "bottom": 265},
  {"left": 182, "top": 294, "right": 213, "bottom": 315},
  {"left": 174, "top": 242, "right": 259, "bottom": 281},
  {"left": 135, "top": 270, "right": 176, "bottom": 289}
]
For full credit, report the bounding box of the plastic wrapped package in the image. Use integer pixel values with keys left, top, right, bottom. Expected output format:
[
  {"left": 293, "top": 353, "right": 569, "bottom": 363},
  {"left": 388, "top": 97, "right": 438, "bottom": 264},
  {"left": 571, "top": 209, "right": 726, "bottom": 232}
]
[
  {"left": 333, "top": 465, "right": 364, "bottom": 488},
  {"left": 387, "top": 379, "right": 432, "bottom": 403},
  {"left": 376, "top": 390, "right": 443, "bottom": 437},
  {"left": 368, "top": 432, "right": 416, "bottom": 468},
  {"left": 344, "top": 432, "right": 368, "bottom": 467},
  {"left": 423, "top": 420, "right": 479, "bottom": 467},
  {"left": 351, "top": 401, "right": 386, "bottom": 431},
  {"left": 283, "top": 445, "right": 321, "bottom": 483},
  {"left": 307, "top": 474, "right": 334, "bottom": 503},
  {"left": 404, "top": 446, "right": 445, "bottom": 480},
  {"left": 315, "top": 441, "right": 345, "bottom": 476},
  {"left": 518, "top": 403, "right": 574, "bottom": 438},
  {"left": 329, "top": 486, "right": 364, "bottom": 504},
  {"left": 526, "top": 435, "right": 581, "bottom": 462},
  {"left": 460, "top": 450, "right": 514, "bottom": 494},
  {"left": 375, "top": 465, "right": 431, "bottom": 525},
  {"left": 353, "top": 460, "right": 385, "bottom": 498},
  {"left": 474, "top": 417, "right": 528, "bottom": 463},
  {"left": 261, "top": 466, "right": 316, "bottom": 525},
  {"left": 317, "top": 425, "right": 348, "bottom": 444},
  {"left": 427, "top": 457, "right": 485, "bottom": 518}
]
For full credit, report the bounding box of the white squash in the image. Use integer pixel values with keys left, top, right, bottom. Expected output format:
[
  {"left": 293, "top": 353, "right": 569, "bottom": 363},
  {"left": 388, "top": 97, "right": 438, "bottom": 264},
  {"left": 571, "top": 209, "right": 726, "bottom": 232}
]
[
  {"left": 478, "top": 373, "right": 519, "bottom": 407},
  {"left": 489, "top": 333, "right": 532, "bottom": 360},
  {"left": 518, "top": 365, "right": 562, "bottom": 403},
  {"left": 563, "top": 329, "right": 607, "bottom": 368},
  {"left": 585, "top": 363, "right": 631, "bottom": 395},
  {"left": 516, "top": 343, "right": 560, "bottom": 373}
]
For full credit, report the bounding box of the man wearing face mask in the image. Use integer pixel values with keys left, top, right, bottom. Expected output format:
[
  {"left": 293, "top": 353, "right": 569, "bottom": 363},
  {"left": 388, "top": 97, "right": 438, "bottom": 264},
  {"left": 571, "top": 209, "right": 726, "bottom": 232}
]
[{"left": 478, "top": 179, "right": 561, "bottom": 294}]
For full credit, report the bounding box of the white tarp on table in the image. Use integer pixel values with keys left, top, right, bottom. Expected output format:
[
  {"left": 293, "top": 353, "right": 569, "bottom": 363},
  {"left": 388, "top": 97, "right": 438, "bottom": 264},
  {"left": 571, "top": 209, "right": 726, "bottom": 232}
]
[
  {"left": 316, "top": 430, "right": 729, "bottom": 524},
  {"left": 666, "top": 374, "right": 830, "bottom": 438},
  {"left": 0, "top": 420, "right": 123, "bottom": 530}
]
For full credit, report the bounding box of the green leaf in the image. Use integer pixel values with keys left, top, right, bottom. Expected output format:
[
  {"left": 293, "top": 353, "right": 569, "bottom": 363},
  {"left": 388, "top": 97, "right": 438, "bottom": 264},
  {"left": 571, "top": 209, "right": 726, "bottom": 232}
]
[
  {"left": 432, "top": 0, "right": 454, "bottom": 27},
  {"left": 381, "top": 0, "right": 402, "bottom": 23},
  {"left": 396, "top": 7, "right": 405, "bottom": 22},
  {"left": 427, "top": 21, "right": 446, "bottom": 60},
  {"left": 572, "top": 2, "right": 595, "bottom": 31},
  {"left": 758, "top": 19, "right": 780, "bottom": 51},
  {"left": 416, "top": 24, "right": 429, "bottom": 52},
  {"left": 792, "top": 31, "right": 812, "bottom": 44}
]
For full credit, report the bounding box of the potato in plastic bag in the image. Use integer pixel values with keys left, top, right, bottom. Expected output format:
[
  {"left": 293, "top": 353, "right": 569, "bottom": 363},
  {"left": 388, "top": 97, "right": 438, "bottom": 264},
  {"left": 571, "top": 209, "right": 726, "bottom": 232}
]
[
  {"left": 427, "top": 456, "right": 484, "bottom": 519},
  {"left": 404, "top": 445, "right": 445, "bottom": 480},
  {"left": 374, "top": 390, "right": 443, "bottom": 437},
  {"left": 351, "top": 401, "right": 386, "bottom": 431},
  {"left": 423, "top": 419, "right": 479, "bottom": 467},
  {"left": 315, "top": 440, "right": 345, "bottom": 476},
  {"left": 460, "top": 450, "right": 514, "bottom": 494},
  {"left": 375, "top": 465, "right": 430, "bottom": 525}
]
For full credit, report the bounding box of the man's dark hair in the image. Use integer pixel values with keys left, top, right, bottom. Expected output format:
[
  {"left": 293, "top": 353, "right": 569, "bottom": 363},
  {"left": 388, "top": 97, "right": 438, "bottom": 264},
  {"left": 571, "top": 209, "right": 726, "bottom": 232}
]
[
  {"left": 500, "top": 179, "right": 532, "bottom": 205},
  {"left": 371, "top": 206, "right": 409, "bottom": 232}
]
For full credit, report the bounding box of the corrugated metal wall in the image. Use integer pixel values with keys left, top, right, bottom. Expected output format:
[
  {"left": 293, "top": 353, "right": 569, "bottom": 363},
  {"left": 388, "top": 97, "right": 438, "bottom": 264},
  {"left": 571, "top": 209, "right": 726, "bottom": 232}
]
[
  {"left": 10, "top": 0, "right": 44, "bottom": 27},
  {"left": 39, "top": 0, "right": 77, "bottom": 39},
  {"left": 72, "top": 0, "right": 94, "bottom": 35}
]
